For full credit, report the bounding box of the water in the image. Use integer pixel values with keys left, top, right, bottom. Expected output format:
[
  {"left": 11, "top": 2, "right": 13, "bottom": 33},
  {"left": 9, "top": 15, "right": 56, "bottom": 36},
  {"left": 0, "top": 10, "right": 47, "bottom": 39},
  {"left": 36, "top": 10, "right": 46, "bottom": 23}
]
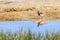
[{"left": 0, "top": 21, "right": 60, "bottom": 34}]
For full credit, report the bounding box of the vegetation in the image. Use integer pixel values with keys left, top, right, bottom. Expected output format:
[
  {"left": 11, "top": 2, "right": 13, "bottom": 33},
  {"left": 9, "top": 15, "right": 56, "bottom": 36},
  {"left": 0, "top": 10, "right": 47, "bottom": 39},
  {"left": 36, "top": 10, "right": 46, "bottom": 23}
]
[{"left": 0, "top": 29, "right": 60, "bottom": 40}]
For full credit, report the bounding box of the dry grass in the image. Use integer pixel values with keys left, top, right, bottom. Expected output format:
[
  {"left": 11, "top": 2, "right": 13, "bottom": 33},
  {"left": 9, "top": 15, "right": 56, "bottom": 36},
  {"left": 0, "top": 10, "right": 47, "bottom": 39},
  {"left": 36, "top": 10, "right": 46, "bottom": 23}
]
[
  {"left": 38, "top": 6, "right": 60, "bottom": 24},
  {"left": 0, "top": 3, "right": 60, "bottom": 25}
]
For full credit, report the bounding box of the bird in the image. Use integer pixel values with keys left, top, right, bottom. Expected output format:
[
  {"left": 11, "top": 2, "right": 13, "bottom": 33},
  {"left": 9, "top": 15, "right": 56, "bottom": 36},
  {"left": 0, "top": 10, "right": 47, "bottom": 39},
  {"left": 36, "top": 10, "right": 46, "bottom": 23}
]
[
  {"left": 37, "top": 11, "right": 44, "bottom": 16},
  {"left": 37, "top": 22, "right": 44, "bottom": 27}
]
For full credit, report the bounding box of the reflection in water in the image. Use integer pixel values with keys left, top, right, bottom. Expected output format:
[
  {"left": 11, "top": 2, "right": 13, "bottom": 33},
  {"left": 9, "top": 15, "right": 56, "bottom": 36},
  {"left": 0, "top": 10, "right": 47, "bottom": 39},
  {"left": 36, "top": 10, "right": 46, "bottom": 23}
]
[{"left": 0, "top": 21, "right": 60, "bottom": 34}]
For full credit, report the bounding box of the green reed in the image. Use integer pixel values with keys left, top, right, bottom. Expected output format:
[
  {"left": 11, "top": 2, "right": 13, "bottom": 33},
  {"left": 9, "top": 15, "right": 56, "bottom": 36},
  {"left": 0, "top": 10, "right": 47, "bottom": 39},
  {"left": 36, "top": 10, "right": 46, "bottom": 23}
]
[{"left": 0, "top": 29, "right": 60, "bottom": 40}]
